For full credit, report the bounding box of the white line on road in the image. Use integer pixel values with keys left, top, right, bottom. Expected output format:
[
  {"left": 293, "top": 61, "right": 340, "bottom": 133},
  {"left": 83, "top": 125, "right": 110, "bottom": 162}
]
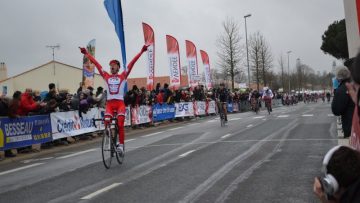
[
  {"left": 169, "top": 127, "right": 184, "bottom": 131},
  {"left": 207, "top": 120, "right": 217, "bottom": 123},
  {"left": 247, "top": 124, "right": 253, "bottom": 128},
  {"left": 221, "top": 134, "right": 232, "bottom": 139},
  {"left": 302, "top": 114, "right": 314, "bottom": 117},
  {"left": 0, "top": 163, "right": 44, "bottom": 176},
  {"left": 253, "top": 116, "right": 265, "bottom": 119},
  {"left": 179, "top": 150, "right": 196, "bottom": 158},
  {"left": 262, "top": 119, "right": 267, "bottom": 121},
  {"left": 125, "top": 139, "right": 136, "bottom": 143},
  {"left": 277, "top": 115, "right": 289, "bottom": 118},
  {"left": 141, "top": 131, "right": 164, "bottom": 138},
  {"left": 80, "top": 183, "right": 122, "bottom": 200},
  {"left": 229, "top": 118, "right": 242, "bottom": 121},
  {"left": 188, "top": 123, "right": 200, "bottom": 126},
  {"left": 328, "top": 114, "right": 335, "bottom": 117},
  {"left": 56, "top": 149, "right": 97, "bottom": 159}
]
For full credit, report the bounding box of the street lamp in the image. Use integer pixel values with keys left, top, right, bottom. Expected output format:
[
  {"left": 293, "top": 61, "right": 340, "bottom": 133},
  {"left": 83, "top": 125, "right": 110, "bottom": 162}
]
[
  {"left": 244, "top": 14, "right": 251, "bottom": 89},
  {"left": 287, "top": 50, "right": 292, "bottom": 93}
]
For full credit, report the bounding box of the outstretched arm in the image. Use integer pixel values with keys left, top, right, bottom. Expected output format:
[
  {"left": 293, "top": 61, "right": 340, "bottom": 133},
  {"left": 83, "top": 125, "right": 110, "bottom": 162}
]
[
  {"left": 125, "top": 45, "right": 148, "bottom": 78},
  {"left": 79, "top": 47, "right": 106, "bottom": 77}
]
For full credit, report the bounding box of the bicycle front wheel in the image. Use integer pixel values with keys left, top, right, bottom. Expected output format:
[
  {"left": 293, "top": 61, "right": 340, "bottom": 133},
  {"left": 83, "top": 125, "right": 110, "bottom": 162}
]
[{"left": 102, "top": 128, "right": 113, "bottom": 169}]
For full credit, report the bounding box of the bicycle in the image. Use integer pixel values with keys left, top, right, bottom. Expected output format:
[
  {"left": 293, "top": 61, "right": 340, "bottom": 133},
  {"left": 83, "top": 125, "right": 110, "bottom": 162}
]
[
  {"left": 217, "top": 101, "right": 227, "bottom": 127},
  {"left": 93, "top": 116, "right": 124, "bottom": 169},
  {"left": 264, "top": 97, "right": 272, "bottom": 115},
  {"left": 251, "top": 97, "right": 260, "bottom": 114}
]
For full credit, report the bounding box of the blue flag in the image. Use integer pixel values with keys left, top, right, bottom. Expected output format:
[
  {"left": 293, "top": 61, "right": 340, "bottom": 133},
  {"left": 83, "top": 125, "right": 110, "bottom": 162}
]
[{"left": 104, "top": 0, "right": 127, "bottom": 70}]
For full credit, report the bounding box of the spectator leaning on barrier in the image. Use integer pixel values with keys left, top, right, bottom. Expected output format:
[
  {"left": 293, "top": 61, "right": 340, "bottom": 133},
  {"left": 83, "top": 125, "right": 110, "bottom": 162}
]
[
  {"left": 313, "top": 146, "right": 360, "bottom": 202},
  {"left": 95, "top": 86, "right": 106, "bottom": 108},
  {"left": 17, "top": 88, "right": 46, "bottom": 116},
  {"left": 331, "top": 66, "right": 355, "bottom": 138},
  {"left": 347, "top": 52, "right": 360, "bottom": 150}
]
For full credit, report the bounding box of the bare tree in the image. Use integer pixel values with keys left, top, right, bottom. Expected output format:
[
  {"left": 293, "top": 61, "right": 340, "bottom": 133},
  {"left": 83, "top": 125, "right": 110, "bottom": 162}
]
[
  {"left": 249, "top": 32, "right": 262, "bottom": 90},
  {"left": 260, "top": 37, "right": 273, "bottom": 86},
  {"left": 217, "top": 17, "right": 243, "bottom": 90},
  {"left": 249, "top": 32, "right": 273, "bottom": 90}
]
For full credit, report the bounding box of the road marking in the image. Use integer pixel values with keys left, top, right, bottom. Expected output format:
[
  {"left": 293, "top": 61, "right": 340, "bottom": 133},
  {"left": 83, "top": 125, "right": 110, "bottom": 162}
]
[
  {"left": 229, "top": 118, "right": 242, "bottom": 121},
  {"left": 277, "top": 115, "right": 289, "bottom": 118},
  {"left": 246, "top": 124, "right": 253, "bottom": 128},
  {"left": 207, "top": 120, "right": 217, "bottom": 123},
  {"left": 56, "top": 149, "right": 97, "bottom": 159},
  {"left": 221, "top": 134, "right": 232, "bottom": 139},
  {"left": 169, "top": 127, "right": 184, "bottom": 131},
  {"left": 328, "top": 114, "right": 335, "bottom": 117},
  {"left": 141, "top": 131, "right": 164, "bottom": 138},
  {"left": 0, "top": 163, "right": 44, "bottom": 176},
  {"left": 302, "top": 114, "right": 314, "bottom": 117},
  {"left": 262, "top": 119, "right": 267, "bottom": 121},
  {"left": 22, "top": 157, "right": 54, "bottom": 164},
  {"left": 179, "top": 150, "right": 196, "bottom": 158},
  {"left": 188, "top": 123, "right": 199, "bottom": 126},
  {"left": 80, "top": 183, "right": 122, "bottom": 200},
  {"left": 253, "top": 116, "right": 265, "bottom": 119},
  {"left": 125, "top": 139, "right": 136, "bottom": 143}
]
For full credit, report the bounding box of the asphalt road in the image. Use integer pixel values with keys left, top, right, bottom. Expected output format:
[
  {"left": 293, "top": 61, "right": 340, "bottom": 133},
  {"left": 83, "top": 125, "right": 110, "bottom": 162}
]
[{"left": 0, "top": 102, "right": 338, "bottom": 203}]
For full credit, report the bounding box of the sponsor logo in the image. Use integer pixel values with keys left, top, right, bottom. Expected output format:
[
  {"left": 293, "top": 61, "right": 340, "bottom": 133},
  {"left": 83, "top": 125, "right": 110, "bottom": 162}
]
[{"left": 57, "top": 114, "right": 94, "bottom": 133}]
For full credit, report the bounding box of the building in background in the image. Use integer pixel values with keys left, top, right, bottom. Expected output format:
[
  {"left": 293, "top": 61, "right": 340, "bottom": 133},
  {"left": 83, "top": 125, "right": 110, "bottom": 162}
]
[
  {"left": 343, "top": 0, "right": 360, "bottom": 58},
  {"left": 0, "top": 61, "right": 104, "bottom": 96}
]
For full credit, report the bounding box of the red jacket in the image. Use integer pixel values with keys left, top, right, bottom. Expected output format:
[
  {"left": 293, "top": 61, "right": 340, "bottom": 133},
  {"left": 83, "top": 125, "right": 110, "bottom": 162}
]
[{"left": 17, "top": 92, "right": 39, "bottom": 116}]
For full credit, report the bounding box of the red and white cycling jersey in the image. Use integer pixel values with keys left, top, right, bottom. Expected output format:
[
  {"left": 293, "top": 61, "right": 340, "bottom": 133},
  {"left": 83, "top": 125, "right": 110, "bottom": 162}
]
[{"left": 101, "top": 71, "right": 127, "bottom": 101}]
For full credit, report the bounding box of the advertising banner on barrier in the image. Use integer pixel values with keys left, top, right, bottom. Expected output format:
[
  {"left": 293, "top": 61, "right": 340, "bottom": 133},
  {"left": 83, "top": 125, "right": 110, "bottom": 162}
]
[
  {"left": 207, "top": 101, "right": 216, "bottom": 114},
  {"left": 152, "top": 104, "right": 176, "bottom": 122},
  {"left": 51, "top": 109, "right": 99, "bottom": 140},
  {"left": 195, "top": 101, "right": 206, "bottom": 116},
  {"left": 175, "top": 102, "right": 194, "bottom": 117},
  {"left": 233, "top": 103, "right": 239, "bottom": 112},
  {"left": 0, "top": 115, "right": 52, "bottom": 151},
  {"left": 131, "top": 105, "right": 152, "bottom": 125},
  {"left": 227, "top": 103, "right": 233, "bottom": 113}
]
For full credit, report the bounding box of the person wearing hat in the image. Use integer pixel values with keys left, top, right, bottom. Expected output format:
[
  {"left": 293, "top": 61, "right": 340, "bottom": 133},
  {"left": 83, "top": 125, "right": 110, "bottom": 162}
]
[{"left": 331, "top": 66, "right": 355, "bottom": 138}]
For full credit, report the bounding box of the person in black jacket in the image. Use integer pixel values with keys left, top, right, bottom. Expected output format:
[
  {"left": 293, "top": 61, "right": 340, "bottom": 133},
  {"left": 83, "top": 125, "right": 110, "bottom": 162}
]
[{"left": 331, "top": 66, "right": 354, "bottom": 138}]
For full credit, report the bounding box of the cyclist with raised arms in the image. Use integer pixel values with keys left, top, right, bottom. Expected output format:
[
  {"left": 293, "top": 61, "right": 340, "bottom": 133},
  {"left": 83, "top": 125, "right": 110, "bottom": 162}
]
[{"left": 79, "top": 45, "right": 148, "bottom": 155}]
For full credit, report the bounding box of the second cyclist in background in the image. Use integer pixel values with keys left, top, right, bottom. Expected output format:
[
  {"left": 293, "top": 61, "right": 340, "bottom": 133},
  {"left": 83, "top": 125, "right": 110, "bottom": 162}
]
[
  {"left": 216, "top": 83, "right": 229, "bottom": 122},
  {"left": 262, "top": 87, "right": 274, "bottom": 113}
]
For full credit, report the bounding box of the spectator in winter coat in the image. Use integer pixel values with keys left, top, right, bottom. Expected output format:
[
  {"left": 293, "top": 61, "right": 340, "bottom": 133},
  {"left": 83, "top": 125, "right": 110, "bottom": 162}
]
[
  {"left": 332, "top": 66, "right": 355, "bottom": 138},
  {"left": 347, "top": 52, "right": 360, "bottom": 150},
  {"left": 17, "top": 88, "right": 45, "bottom": 116},
  {"left": 95, "top": 87, "right": 106, "bottom": 108}
]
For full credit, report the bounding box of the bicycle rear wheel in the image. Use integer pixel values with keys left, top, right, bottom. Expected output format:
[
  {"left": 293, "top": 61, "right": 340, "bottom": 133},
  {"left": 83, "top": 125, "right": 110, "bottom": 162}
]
[{"left": 102, "top": 128, "right": 113, "bottom": 169}]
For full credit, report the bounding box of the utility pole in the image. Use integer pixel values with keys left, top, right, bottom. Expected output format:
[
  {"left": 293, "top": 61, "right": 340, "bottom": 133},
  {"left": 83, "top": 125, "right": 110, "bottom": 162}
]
[
  {"left": 287, "top": 50, "right": 292, "bottom": 93},
  {"left": 244, "top": 14, "right": 252, "bottom": 89},
  {"left": 46, "top": 44, "right": 60, "bottom": 76}
]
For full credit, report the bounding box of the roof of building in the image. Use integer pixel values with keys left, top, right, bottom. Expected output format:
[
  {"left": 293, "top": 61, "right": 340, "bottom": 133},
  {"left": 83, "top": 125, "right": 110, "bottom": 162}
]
[{"left": 0, "top": 60, "right": 100, "bottom": 83}]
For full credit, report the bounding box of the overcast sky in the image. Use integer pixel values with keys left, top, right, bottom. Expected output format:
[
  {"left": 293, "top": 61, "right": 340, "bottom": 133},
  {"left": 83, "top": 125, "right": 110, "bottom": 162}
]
[{"left": 0, "top": 0, "right": 344, "bottom": 80}]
